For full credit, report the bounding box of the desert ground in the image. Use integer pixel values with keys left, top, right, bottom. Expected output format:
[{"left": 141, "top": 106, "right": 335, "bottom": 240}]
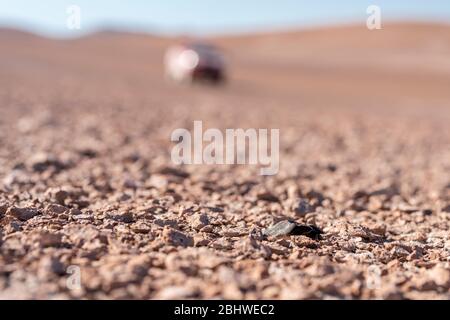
[{"left": 0, "top": 23, "right": 449, "bottom": 299}]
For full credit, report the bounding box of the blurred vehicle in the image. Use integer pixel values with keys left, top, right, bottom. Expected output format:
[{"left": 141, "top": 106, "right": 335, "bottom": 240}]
[{"left": 164, "top": 42, "right": 226, "bottom": 84}]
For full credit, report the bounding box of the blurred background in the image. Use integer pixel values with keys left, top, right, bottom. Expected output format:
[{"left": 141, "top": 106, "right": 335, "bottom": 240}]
[
  {"left": 1, "top": 1, "right": 450, "bottom": 167},
  {"left": 1, "top": 1, "right": 450, "bottom": 107},
  {"left": 1, "top": 0, "right": 450, "bottom": 37}
]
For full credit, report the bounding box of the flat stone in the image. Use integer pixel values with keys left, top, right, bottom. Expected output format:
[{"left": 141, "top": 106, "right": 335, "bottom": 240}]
[
  {"left": 6, "top": 206, "right": 39, "bottom": 221},
  {"left": 257, "top": 191, "right": 279, "bottom": 202},
  {"left": 162, "top": 227, "right": 193, "bottom": 247},
  {"left": 45, "top": 203, "right": 68, "bottom": 215},
  {"left": 263, "top": 220, "right": 296, "bottom": 237},
  {"left": 108, "top": 211, "right": 134, "bottom": 223},
  {"left": 188, "top": 213, "right": 209, "bottom": 230},
  {"left": 263, "top": 220, "right": 323, "bottom": 240}
]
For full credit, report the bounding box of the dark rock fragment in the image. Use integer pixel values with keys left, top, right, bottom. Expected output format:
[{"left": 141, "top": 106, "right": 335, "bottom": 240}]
[
  {"left": 257, "top": 191, "right": 279, "bottom": 202},
  {"left": 263, "top": 220, "right": 323, "bottom": 240},
  {"left": 6, "top": 206, "right": 39, "bottom": 221}
]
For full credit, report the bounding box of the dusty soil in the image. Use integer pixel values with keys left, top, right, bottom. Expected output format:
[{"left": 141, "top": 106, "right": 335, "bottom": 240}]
[{"left": 0, "top": 23, "right": 449, "bottom": 299}]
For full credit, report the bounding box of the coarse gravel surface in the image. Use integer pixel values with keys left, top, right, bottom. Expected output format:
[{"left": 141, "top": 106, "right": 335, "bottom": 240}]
[{"left": 0, "top": 23, "right": 449, "bottom": 299}]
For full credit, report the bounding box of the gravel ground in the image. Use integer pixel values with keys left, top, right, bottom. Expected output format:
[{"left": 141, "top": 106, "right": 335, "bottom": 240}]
[{"left": 0, "top": 24, "right": 449, "bottom": 299}]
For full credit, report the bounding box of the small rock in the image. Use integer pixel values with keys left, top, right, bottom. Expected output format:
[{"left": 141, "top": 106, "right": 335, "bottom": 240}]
[
  {"left": 188, "top": 213, "right": 209, "bottom": 230},
  {"left": 68, "top": 208, "right": 82, "bottom": 215},
  {"left": 108, "top": 211, "right": 134, "bottom": 223},
  {"left": 6, "top": 206, "right": 39, "bottom": 221},
  {"left": 369, "top": 224, "right": 387, "bottom": 237},
  {"left": 154, "top": 219, "right": 178, "bottom": 228},
  {"left": 263, "top": 220, "right": 296, "bottom": 237},
  {"left": 72, "top": 213, "right": 94, "bottom": 222},
  {"left": 130, "top": 221, "right": 151, "bottom": 234},
  {"left": 348, "top": 225, "right": 384, "bottom": 242},
  {"left": 390, "top": 246, "right": 410, "bottom": 259},
  {"left": 221, "top": 228, "right": 247, "bottom": 237},
  {"left": 162, "top": 227, "right": 193, "bottom": 247},
  {"left": 45, "top": 203, "right": 68, "bottom": 216},
  {"left": 193, "top": 235, "right": 210, "bottom": 247},
  {"left": 257, "top": 191, "right": 279, "bottom": 202},
  {"left": 276, "top": 238, "right": 293, "bottom": 248}
]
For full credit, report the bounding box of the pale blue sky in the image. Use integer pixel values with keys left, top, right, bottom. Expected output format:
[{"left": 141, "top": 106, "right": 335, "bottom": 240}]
[{"left": 1, "top": 0, "right": 449, "bottom": 37}]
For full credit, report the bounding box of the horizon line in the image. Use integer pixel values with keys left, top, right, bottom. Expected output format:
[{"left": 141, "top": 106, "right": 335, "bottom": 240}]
[{"left": 1, "top": 17, "right": 450, "bottom": 40}]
